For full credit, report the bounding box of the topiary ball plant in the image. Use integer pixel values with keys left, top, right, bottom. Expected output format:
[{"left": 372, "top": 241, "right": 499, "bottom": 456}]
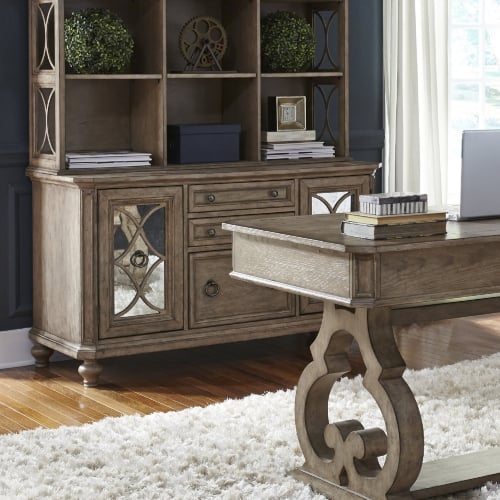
[
  {"left": 64, "top": 8, "right": 134, "bottom": 74},
  {"left": 261, "top": 11, "right": 315, "bottom": 72}
]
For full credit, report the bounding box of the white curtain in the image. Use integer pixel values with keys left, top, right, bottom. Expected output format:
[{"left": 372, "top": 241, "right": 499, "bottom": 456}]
[{"left": 383, "top": 1, "right": 449, "bottom": 205}]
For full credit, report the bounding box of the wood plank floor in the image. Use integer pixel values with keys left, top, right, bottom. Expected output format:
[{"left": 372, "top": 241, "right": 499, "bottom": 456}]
[{"left": 1, "top": 314, "right": 500, "bottom": 436}]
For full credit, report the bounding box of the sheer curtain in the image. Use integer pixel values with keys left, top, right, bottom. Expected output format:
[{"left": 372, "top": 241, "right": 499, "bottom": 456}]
[{"left": 383, "top": 1, "right": 449, "bottom": 205}]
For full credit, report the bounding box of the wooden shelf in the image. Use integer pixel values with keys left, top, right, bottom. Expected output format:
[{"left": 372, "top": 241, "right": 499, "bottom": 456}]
[
  {"left": 167, "top": 72, "right": 257, "bottom": 79},
  {"left": 261, "top": 72, "right": 344, "bottom": 78},
  {"left": 66, "top": 74, "right": 163, "bottom": 80}
]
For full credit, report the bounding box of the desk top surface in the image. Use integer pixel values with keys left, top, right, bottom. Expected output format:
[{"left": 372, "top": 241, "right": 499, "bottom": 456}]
[{"left": 223, "top": 214, "right": 500, "bottom": 254}]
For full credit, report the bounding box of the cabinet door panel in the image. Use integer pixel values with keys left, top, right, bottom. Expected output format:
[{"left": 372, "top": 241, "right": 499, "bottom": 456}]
[
  {"left": 99, "top": 187, "right": 183, "bottom": 339},
  {"left": 189, "top": 250, "right": 294, "bottom": 328}
]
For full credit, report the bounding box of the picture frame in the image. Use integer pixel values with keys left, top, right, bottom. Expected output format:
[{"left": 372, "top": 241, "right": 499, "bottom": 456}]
[{"left": 268, "top": 96, "right": 307, "bottom": 131}]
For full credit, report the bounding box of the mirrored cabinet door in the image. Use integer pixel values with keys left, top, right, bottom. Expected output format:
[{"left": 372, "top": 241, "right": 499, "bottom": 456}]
[{"left": 99, "top": 187, "right": 183, "bottom": 339}]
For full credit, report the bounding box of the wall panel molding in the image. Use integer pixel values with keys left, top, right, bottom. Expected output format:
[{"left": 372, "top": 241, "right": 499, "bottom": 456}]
[{"left": 8, "top": 182, "right": 33, "bottom": 319}]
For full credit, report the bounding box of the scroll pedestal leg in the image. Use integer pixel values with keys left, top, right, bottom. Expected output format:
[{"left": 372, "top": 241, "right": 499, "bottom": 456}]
[
  {"left": 78, "top": 360, "right": 103, "bottom": 387},
  {"left": 292, "top": 303, "right": 424, "bottom": 499},
  {"left": 31, "top": 343, "right": 54, "bottom": 368}
]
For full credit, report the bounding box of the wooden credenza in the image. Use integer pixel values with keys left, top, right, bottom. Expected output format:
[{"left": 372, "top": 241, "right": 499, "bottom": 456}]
[{"left": 28, "top": 161, "right": 377, "bottom": 385}]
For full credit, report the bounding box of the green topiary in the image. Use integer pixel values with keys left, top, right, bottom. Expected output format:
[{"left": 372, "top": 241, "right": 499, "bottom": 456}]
[
  {"left": 261, "top": 11, "right": 315, "bottom": 72},
  {"left": 64, "top": 8, "right": 134, "bottom": 74}
]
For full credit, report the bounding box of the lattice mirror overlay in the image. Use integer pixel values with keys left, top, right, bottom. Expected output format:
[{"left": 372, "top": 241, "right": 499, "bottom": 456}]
[
  {"left": 34, "top": 86, "right": 56, "bottom": 156},
  {"left": 35, "top": 2, "right": 55, "bottom": 72},
  {"left": 312, "top": 191, "right": 353, "bottom": 214},
  {"left": 312, "top": 8, "right": 340, "bottom": 72},
  {"left": 113, "top": 204, "right": 167, "bottom": 318},
  {"left": 314, "top": 83, "right": 340, "bottom": 148}
]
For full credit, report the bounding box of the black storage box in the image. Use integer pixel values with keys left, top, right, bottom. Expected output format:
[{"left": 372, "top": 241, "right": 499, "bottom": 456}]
[{"left": 167, "top": 123, "right": 241, "bottom": 164}]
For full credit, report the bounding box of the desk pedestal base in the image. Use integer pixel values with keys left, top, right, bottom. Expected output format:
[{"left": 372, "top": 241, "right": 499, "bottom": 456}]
[
  {"left": 293, "top": 302, "right": 500, "bottom": 499},
  {"left": 292, "top": 447, "right": 500, "bottom": 499}
]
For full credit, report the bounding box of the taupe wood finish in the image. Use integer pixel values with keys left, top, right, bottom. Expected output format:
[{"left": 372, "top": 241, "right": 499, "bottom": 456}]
[
  {"left": 30, "top": 0, "right": 350, "bottom": 172},
  {"left": 28, "top": 163, "right": 376, "bottom": 386},
  {"left": 28, "top": 0, "right": 369, "bottom": 385},
  {"left": 188, "top": 250, "right": 294, "bottom": 328},
  {"left": 224, "top": 213, "right": 500, "bottom": 499}
]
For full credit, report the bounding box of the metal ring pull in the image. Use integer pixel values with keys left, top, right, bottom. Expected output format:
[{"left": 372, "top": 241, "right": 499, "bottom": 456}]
[
  {"left": 204, "top": 279, "right": 220, "bottom": 297},
  {"left": 130, "top": 250, "right": 149, "bottom": 268},
  {"left": 207, "top": 228, "right": 216, "bottom": 237},
  {"left": 270, "top": 190, "right": 279, "bottom": 198},
  {"left": 207, "top": 193, "right": 216, "bottom": 203}
]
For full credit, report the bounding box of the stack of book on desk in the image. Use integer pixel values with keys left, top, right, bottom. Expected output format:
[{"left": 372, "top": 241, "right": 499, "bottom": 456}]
[{"left": 342, "top": 193, "right": 447, "bottom": 240}]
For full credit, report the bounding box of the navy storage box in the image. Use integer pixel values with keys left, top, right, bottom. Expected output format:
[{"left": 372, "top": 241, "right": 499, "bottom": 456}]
[{"left": 167, "top": 123, "right": 241, "bottom": 164}]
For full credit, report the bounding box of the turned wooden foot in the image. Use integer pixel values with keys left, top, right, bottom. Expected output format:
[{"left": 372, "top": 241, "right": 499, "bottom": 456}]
[
  {"left": 292, "top": 303, "right": 424, "bottom": 499},
  {"left": 31, "top": 343, "right": 54, "bottom": 367},
  {"left": 78, "top": 360, "right": 103, "bottom": 387}
]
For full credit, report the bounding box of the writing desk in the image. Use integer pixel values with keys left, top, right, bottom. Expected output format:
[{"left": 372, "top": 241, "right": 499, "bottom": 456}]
[{"left": 223, "top": 214, "right": 500, "bottom": 499}]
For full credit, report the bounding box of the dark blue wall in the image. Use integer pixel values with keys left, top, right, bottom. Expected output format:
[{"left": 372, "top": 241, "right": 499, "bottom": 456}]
[
  {"left": 0, "top": 0, "right": 383, "bottom": 332},
  {"left": 349, "top": 0, "right": 384, "bottom": 189},
  {"left": 0, "top": 0, "right": 32, "bottom": 331}
]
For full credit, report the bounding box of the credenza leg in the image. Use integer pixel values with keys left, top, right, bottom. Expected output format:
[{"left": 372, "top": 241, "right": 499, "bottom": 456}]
[
  {"left": 31, "top": 342, "right": 54, "bottom": 368},
  {"left": 78, "top": 360, "right": 103, "bottom": 388}
]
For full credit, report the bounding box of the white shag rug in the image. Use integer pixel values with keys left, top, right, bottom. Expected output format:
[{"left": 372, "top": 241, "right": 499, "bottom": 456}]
[{"left": 1, "top": 354, "right": 500, "bottom": 500}]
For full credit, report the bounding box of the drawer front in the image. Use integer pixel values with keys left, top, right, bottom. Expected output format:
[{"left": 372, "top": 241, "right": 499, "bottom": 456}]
[
  {"left": 188, "top": 211, "right": 296, "bottom": 247},
  {"left": 188, "top": 181, "right": 295, "bottom": 213},
  {"left": 189, "top": 251, "right": 295, "bottom": 328}
]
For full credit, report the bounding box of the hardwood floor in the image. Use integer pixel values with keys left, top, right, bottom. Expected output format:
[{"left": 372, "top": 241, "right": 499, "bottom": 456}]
[{"left": 1, "top": 313, "right": 500, "bottom": 436}]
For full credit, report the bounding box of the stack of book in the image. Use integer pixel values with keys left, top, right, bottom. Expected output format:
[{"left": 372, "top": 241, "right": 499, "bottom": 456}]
[
  {"left": 359, "top": 192, "right": 428, "bottom": 215},
  {"left": 65, "top": 151, "right": 152, "bottom": 169},
  {"left": 261, "top": 141, "right": 335, "bottom": 160},
  {"left": 341, "top": 192, "right": 447, "bottom": 240}
]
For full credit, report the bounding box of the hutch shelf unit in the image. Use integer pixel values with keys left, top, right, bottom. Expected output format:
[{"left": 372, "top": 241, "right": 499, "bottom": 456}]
[{"left": 28, "top": 0, "right": 377, "bottom": 385}]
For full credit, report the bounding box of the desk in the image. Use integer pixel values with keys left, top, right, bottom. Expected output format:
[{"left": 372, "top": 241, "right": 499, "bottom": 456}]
[{"left": 223, "top": 214, "right": 500, "bottom": 499}]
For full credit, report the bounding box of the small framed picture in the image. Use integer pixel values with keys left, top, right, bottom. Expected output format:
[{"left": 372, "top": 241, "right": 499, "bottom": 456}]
[{"left": 268, "top": 96, "right": 306, "bottom": 131}]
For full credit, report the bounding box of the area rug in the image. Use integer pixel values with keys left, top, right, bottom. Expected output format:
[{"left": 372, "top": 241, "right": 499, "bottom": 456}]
[{"left": 1, "top": 354, "right": 499, "bottom": 499}]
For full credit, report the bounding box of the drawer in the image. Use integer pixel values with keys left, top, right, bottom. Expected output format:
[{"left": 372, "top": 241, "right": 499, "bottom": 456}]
[
  {"left": 189, "top": 250, "right": 295, "bottom": 328},
  {"left": 188, "top": 211, "right": 296, "bottom": 247},
  {"left": 188, "top": 181, "right": 295, "bottom": 213}
]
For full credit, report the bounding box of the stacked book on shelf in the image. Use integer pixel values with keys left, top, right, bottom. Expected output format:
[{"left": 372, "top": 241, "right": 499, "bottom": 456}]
[
  {"left": 261, "top": 128, "right": 335, "bottom": 161},
  {"left": 341, "top": 192, "right": 447, "bottom": 240},
  {"left": 65, "top": 151, "right": 152, "bottom": 169},
  {"left": 261, "top": 141, "right": 335, "bottom": 161}
]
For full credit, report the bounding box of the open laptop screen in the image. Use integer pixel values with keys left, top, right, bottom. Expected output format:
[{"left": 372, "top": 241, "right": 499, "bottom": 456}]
[{"left": 458, "top": 129, "right": 500, "bottom": 220}]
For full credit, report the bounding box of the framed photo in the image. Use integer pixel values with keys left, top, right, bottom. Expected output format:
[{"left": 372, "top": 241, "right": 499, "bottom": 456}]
[{"left": 268, "top": 96, "right": 306, "bottom": 131}]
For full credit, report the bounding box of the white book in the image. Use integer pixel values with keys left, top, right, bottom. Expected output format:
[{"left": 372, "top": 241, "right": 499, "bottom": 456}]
[
  {"left": 263, "top": 152, "right": 335, "bottom": 160},
  {"left": 67, "top": 161, "right": 152, "bottom": 169},
  {"left": 66, "top": 150, "right": 152, "bottom": 162},
  {"left": 261, "top": 130, "right": 317, "bottom": 142},
  {"left": 261, "top": 141, "right": 328, "bottom": 150},
  {"left": 67, "top": 155, "right": 152, "bottom": 163}
]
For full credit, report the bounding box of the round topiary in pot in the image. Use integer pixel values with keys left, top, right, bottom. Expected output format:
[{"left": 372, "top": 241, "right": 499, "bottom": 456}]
[
  {"left": 261, "top": 11, "right": 315, "bottom": 72},
  {"left": 64, "top": 8, "right": 134, "bottom": 74}
]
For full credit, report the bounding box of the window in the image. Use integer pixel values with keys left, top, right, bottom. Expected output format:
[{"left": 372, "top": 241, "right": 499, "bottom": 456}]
[{"left": 448, "top": 0, "right": 500, "bottom": 201}]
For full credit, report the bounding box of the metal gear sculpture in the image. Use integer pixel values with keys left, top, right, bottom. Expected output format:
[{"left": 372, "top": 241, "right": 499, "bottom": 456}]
[{"left": 179, "top": 16, "right": 227, "bottom": 71}]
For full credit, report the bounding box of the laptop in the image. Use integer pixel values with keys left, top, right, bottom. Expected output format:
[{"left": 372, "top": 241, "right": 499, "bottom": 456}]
[{"left": 447, "top": 129, "right": 500, "bottom": 221}]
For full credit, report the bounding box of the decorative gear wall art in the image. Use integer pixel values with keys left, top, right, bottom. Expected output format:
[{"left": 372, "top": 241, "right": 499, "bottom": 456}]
[{"left": 179, "top": 16, "right": 228, "bottom": 71}]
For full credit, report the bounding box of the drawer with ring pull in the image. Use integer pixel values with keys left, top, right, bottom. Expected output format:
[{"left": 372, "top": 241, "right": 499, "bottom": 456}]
[
  {"left": 188, "top": 181, "right": 295, "bottom": 213},
  {"left": 189, "top": 250, "right": 295, "bottom": 328}
]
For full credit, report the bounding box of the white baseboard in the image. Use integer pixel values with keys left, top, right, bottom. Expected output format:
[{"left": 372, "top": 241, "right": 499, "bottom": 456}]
[
  {"left": 0, "top": 328, "right": 69, "bottom": 369},
  {"left": 0, "top": 328, "right": 35, "bottom": 369}
]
